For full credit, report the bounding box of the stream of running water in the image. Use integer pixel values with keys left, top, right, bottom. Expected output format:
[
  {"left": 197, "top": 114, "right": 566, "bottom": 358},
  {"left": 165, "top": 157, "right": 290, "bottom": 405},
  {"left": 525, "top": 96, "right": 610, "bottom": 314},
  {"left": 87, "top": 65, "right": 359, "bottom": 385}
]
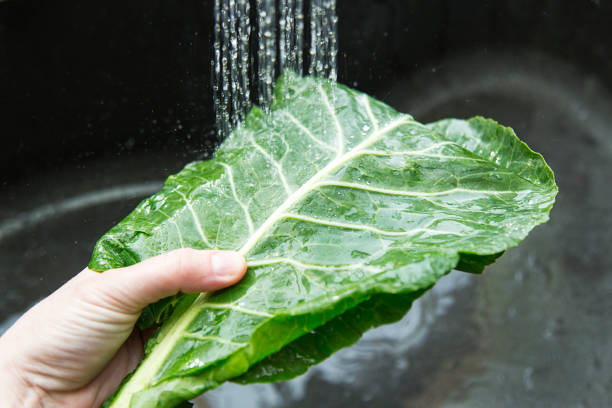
[{"left": 213, "top": 0, "right": 337, "bottom": 138}]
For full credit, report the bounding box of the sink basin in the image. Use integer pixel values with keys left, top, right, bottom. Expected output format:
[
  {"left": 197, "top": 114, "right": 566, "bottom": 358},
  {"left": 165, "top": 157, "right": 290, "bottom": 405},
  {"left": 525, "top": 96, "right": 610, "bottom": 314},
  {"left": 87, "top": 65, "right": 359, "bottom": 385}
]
[{"left": 1, "top": 1, "right": 611, "bottom": 407}]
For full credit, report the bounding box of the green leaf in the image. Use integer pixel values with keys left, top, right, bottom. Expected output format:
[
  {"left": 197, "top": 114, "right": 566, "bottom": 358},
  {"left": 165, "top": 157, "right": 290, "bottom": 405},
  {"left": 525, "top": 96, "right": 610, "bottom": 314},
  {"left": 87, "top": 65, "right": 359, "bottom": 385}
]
[
  {"left": 233, "top": 290, "right": 426, "bottom": 384},
  {"left": 90, "top": 72, "right": 557, "bottom": 408},
  {"left": 231, "top": 116, "right": 540, "bottom": 384}
]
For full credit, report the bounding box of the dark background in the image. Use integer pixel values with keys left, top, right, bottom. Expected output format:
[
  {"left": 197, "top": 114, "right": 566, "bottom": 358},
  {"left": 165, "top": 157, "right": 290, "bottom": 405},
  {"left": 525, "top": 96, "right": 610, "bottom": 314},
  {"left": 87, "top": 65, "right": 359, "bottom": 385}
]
[{"left": 1, "top": 0, "right": 611, "bottom": 186}]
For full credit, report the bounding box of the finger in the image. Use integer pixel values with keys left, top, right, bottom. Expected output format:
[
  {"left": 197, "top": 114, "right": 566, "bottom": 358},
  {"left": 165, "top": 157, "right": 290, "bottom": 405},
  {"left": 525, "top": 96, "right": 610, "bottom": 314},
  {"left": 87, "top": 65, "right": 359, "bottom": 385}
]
[{"left": 88, "top": 248, "right": 247, "bottom": 314}]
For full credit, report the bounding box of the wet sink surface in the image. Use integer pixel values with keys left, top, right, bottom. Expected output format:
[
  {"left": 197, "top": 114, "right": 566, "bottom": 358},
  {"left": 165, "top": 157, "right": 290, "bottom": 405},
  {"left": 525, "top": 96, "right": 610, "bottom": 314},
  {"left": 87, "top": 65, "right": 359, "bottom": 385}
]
[{"left": 2, "top": 51, "right": 611, "bottom": 407}]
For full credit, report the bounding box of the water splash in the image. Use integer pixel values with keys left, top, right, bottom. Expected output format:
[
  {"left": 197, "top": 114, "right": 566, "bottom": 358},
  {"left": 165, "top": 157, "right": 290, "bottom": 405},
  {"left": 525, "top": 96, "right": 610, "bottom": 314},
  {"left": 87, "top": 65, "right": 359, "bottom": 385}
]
[{"left": 213, "top": 0, "right": 337, "bottom": 138}]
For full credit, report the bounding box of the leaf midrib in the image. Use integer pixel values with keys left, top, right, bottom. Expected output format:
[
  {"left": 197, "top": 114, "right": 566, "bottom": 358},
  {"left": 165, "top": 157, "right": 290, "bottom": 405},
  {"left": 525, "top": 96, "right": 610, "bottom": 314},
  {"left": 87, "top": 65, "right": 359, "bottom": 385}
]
[{"left": 237, "top": 114, "right": 412, "bottom": 257}]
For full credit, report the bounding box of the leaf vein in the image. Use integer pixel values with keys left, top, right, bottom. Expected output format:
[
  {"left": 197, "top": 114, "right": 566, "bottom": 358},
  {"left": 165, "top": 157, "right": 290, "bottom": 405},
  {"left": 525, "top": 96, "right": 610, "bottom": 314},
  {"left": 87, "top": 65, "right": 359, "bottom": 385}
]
[
  {"left": 183, "top": 334, "right": 245, "bottom": 347},
  {"left": 174, "top": 190, "right": 213, "bottom": 247},
  {"left": 283, "top": 213, "right": 467, "bottom": 237},
  {"left": 285, "top": 111, "right": 335, "bottom": 151},
  {"left": 203, "top": 303, "right": 273, "bottom": 318},
  {"left": 315, "top": 181, "right": 529, "bottom": 198},
  {"left": 360, "top": 95, "right": 379, "bottom": 131},
  {"left": 238, "top": 116, "right": 411, "bottom": 257},
  {"left": 249, "top": 134, "right": 292, "bottom": 195},
  {"left": 220, "top": 163, "right": 254, "bottom": 234},
  {"left": 248, "top": 257, "right": 379, "bottom": 272},
  {"left": 159, "top": 208, "right": 186, "bottom": 248},
  {"left": 318, "top": 83, "right": 345, "bottom": 156}
]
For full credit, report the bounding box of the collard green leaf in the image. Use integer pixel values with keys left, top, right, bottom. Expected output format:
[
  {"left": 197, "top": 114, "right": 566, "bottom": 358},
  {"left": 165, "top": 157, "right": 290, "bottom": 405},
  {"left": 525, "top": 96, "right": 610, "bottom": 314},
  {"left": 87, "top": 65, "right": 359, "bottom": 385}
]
[
  {"left": 90, "top": 72, "right": 557, "bottom": 408},
  {"left": 233, "top": 290, "right": 426, "bottom": 384},
  {"left": 232, "top": 116, "right": 539, "bottom": 384}
]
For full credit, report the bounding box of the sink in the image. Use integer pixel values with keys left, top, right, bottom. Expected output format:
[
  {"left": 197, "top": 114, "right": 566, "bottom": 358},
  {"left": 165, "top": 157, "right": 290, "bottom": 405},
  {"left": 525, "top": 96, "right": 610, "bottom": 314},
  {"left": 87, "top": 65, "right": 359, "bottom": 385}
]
[{"left": 1, "top": 1, "right": 611, "bottom": 407}]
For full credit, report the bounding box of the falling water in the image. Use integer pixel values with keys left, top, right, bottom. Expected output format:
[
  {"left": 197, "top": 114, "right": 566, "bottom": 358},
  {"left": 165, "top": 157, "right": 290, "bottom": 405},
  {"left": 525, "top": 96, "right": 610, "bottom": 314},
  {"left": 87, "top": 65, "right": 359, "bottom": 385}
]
[
  {"left": 256, "top": 0, "right": 277, "bottom": 108},
  {"left": 279, "top": 0, "right": 305, "bottom": 73},
  {"left": 213, "top": 0, "right": 337, "bottom": 138},
  {"left": 212, "top": 0, "right": 251, "bottom": 139},
  {"left": 308, "top": 0, "right": 337, "bottom": 81}
]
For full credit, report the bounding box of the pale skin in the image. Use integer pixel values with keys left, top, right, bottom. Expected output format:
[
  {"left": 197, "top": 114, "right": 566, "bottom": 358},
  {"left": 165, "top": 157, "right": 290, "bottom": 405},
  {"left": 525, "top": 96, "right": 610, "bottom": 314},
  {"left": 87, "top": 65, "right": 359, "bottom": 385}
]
[{"left": 0, "top": 248, "right": 247, "bottom": 407}]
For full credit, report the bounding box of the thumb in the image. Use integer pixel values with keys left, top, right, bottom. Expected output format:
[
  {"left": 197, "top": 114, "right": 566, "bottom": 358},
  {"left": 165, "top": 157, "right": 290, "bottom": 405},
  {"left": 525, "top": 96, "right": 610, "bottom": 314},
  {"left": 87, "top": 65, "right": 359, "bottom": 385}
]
[{"left": 89, "top": 248, "right": 247, "bottom": 315}]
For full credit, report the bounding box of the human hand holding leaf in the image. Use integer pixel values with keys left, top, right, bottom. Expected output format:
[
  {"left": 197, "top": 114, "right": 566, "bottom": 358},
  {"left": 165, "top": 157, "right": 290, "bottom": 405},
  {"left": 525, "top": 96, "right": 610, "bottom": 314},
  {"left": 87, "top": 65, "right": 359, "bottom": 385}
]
[{"left": 0, "top": 250, "right": 246, "bottom": 408}]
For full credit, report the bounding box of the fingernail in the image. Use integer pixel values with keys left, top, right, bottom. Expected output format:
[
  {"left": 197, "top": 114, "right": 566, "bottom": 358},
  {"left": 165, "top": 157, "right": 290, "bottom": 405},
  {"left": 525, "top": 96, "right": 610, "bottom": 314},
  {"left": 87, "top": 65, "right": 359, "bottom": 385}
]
[{"left": 211, "top": 251, "right": 245, "bottom": 277}]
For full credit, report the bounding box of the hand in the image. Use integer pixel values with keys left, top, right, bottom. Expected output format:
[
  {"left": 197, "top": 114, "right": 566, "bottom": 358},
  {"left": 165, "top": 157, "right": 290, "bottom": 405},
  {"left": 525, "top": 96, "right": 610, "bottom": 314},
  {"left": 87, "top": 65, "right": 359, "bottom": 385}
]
[{"left": 0, "top": 248, "right": 247, "bottom": 407}]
